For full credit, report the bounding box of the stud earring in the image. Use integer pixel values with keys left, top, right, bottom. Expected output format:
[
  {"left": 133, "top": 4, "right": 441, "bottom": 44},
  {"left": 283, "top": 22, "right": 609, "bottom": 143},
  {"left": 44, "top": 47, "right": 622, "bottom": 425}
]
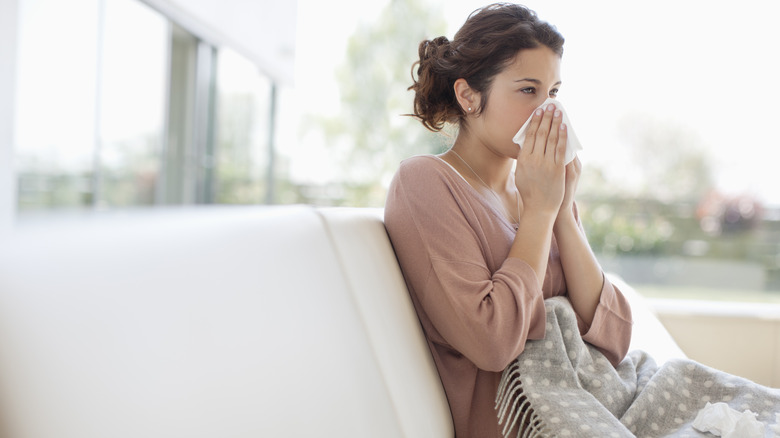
[{"left": 467, "top": 107, "right": 472, "bottom": 112}]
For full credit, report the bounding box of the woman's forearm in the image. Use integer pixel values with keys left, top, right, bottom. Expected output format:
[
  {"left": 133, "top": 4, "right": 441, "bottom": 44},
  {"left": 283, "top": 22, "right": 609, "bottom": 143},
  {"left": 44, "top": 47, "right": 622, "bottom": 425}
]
[
  {"left": 508, "top": 210, "right": 557, "bottom": 289},
  {"left": 554, "top": 211, "right": 604, "bottom": 327}
]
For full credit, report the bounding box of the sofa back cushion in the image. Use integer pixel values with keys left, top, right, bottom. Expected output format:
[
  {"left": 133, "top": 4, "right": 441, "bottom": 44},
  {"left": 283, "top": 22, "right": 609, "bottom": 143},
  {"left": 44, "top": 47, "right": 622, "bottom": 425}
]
[
  {"left": 317, "top": 208, "right": 454, "bottom": 438},
  {"left": 0, "top": 206, "right": 433, "bottom": 437}
]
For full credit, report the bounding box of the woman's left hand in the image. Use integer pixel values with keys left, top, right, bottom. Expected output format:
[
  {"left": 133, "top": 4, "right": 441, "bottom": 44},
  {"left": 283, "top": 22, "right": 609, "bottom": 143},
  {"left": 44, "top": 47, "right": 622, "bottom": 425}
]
[{"left": 556, "top": 156, "right": 581, "bottom": 227}]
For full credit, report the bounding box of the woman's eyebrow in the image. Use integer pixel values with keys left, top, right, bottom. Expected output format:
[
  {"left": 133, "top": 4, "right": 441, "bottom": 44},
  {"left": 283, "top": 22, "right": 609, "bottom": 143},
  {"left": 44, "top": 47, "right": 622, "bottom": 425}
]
[{"left": 514, "top": 78, "right": 563, "bottom": 86}]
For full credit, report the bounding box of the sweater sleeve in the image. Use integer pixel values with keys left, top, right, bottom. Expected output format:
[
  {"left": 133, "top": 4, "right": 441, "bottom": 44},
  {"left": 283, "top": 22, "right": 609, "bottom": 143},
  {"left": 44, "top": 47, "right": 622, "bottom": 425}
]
[
  {"left": 384, "top": 157, "right": 547, "bottom": 372},
  {"left": 578, "top": 275, "right": 633, "bottom": 366}
]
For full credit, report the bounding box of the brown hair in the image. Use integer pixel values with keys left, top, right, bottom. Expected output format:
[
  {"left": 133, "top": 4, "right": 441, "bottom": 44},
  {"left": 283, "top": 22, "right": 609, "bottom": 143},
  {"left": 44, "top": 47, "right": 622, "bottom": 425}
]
[{"left": 409, "top": 3, "right": 564, "bottom": 132}]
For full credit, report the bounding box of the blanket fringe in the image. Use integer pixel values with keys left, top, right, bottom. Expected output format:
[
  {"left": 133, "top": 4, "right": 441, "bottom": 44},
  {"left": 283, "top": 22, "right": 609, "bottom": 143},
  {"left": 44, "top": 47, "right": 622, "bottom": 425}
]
[{"left": 495, "top": 360, "right": 551, "bottom": 438}]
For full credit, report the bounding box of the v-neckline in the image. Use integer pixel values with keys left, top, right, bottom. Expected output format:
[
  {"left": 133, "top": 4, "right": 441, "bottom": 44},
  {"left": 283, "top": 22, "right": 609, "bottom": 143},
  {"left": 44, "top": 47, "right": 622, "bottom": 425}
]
[{"left": 430, "top": 155, "right": 519, "bottom": 231}]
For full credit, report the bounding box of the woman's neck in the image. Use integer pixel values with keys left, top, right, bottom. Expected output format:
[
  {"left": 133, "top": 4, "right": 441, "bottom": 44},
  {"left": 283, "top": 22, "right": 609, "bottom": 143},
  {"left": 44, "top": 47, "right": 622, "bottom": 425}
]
[{"left": 445, "top": 137, "right": 515, "bottom": 193}]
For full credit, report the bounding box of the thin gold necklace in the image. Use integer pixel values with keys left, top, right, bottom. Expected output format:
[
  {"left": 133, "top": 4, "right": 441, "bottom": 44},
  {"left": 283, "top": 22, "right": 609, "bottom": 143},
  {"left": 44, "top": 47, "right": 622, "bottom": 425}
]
[{"left": 450, "top": 149, "right": 520, "bottom": 226}]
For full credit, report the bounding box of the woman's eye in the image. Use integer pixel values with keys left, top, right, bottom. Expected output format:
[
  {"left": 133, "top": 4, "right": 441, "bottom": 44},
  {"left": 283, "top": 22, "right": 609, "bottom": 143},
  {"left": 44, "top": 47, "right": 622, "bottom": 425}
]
[
  {"left": 549, "top": 89, "right": 559, "bottom": 97},
  {"left": 520, "top": 87, "right": 536, "bottom": 95}
]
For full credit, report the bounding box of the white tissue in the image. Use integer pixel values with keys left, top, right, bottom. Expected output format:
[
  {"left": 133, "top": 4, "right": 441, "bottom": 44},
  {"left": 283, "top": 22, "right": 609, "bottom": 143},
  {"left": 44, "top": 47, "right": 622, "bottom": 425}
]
[
  {"left": 692, "top": 402, "right": 765, "bottom": 438},
  {"left": 725, "top": 411, "right": 764, "bottom": 438},
  {"left": 692, "top": 402, "right": 740, "bottom": 435},
  {"left": 512, "top": 97, "right": 582, "bottom": 165}
]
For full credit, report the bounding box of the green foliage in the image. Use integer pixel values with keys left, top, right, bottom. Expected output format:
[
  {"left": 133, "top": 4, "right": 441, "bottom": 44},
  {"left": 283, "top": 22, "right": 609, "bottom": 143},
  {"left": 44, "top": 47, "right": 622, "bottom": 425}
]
[
  {"left": 310, "top": 0, "right": 450, "bottom": 206},
  {"left": 215, "top": 161, "right": 266, "bottom": 204},
  {"left": 579, "top": 198, "right": 676, "bottom": 256},
  {"left": 576, "top": 114, "right": 723, "bottom": 259},
  {"left": 17, "top": 133, "right": 161, "bottom": 210},
  {"left": 16, "top": 170, "right": 92, "bottom": 210},
  {"left": 99, "top": 137, "right": 159, "bottom": 207}
]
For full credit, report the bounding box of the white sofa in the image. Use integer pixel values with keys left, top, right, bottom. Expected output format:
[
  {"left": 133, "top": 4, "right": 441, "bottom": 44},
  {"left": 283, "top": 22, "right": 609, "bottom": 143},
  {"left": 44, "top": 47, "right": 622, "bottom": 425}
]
[{"left": 0, "top": 205, "right": 684, "bottom": 438}]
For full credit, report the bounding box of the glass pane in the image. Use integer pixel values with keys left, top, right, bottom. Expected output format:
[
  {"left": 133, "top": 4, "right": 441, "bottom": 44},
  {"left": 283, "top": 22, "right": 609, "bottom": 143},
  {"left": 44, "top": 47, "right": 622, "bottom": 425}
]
[
  {"left": 15, "top": 0, "right": 100, "bottom": 211},
  {"left": 98, "top": 0, "right": 167, "bottom": 207},
  {"left": 15, "top": 0, "right": 167, "bottom": 212},
  {"left": 214, "top": 48, "right": 272, "bottom": 204}
]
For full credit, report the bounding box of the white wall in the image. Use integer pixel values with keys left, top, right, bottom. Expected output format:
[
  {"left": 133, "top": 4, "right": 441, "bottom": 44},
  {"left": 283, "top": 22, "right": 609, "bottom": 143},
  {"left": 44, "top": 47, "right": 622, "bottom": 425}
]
[{"left": 0, "top": 0, "right": 19, "bottom": 235}]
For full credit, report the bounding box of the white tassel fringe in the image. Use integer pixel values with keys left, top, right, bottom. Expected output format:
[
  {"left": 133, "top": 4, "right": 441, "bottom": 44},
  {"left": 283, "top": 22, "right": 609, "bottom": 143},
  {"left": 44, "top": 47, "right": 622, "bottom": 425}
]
[{"left": 495, "top": 360, "right": 551, "bottom": 438}]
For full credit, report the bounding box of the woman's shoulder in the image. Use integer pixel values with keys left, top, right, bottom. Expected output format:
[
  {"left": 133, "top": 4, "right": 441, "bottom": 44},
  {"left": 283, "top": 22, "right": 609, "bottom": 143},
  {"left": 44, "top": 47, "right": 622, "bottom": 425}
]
[
  {"left": 388, "top": 153, "right": 470, "bottom": 213},
  {"left": 396, "top": 154, "right": 454, "bottom": 182},
  {"left": 398, "top": 154, "right": 440, "bottom": 170}
]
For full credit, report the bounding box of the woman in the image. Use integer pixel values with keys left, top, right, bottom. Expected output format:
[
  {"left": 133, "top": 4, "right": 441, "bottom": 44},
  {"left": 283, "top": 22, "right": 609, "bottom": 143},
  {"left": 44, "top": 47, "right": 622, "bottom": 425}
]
[{"left": 384, "top": 3, "right": 633, "bottom": 437}]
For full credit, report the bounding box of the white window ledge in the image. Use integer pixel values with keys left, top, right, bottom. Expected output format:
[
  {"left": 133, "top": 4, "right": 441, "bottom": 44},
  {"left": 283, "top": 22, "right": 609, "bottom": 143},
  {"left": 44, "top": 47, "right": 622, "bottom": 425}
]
[{"left": 648, "top": 298, "right": 780, "bottom": 321}]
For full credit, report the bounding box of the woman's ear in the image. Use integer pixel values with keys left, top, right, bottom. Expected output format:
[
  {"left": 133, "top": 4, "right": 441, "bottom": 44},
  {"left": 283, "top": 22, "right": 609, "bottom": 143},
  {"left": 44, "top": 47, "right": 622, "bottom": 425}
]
[{"left": 454, "top": 78, "right": 478, "bottom": 114}]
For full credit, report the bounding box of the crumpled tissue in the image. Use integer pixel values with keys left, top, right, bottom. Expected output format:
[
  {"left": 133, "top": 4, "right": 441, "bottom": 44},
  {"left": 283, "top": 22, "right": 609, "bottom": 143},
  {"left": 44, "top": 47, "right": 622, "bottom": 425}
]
[
  {"left": 512, "top": 97, "right": 583, "bottom": 165},
  {"left": 692, "top": 402, "right": 766, "bottom": 438}
]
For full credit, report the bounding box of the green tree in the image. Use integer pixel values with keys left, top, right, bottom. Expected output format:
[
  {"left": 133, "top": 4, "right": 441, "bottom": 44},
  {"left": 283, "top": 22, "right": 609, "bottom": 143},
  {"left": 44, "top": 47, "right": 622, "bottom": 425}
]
[{"left": 309, "top": 0, "right": 450, "bottom": 206}]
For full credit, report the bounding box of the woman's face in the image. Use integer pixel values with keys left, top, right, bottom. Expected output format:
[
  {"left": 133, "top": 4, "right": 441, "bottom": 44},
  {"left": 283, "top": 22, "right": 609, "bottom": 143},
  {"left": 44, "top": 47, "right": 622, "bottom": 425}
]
[{"left": 473, "top": 47, "right": 562, "bottom": 158}]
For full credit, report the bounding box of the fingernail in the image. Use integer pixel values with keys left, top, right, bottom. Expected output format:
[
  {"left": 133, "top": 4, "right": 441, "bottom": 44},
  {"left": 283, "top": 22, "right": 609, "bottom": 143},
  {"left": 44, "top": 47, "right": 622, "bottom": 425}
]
[
  {"left": 546, "top": 104, "right": 555, "bottom": 112},
  {"left": 554, "top": 110, "right": 562, "bottom": 118},
  {"left": 560, "top": 123, "right": 566, "bottom": 131},
  {"left": 535, "top": 108, "right": 543, "bottom": 116}
]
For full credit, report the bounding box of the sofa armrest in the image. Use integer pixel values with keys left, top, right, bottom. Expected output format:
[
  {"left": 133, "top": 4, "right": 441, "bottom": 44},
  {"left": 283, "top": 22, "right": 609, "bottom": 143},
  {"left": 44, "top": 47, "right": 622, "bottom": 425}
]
[{"left": 608, "top": 274, "right": 687, "bottom": 365}]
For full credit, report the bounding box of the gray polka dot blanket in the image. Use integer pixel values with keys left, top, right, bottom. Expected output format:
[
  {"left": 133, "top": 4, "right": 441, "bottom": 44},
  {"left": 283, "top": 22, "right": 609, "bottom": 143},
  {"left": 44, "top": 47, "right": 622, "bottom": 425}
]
[{"left": 496, "top": 297, "right": 780, "bottom": 437}]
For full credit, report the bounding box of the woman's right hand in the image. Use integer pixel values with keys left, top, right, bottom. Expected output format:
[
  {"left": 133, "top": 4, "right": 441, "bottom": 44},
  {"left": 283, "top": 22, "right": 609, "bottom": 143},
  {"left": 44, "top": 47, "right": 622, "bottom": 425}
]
[{"left": 514, "top": 103, "right": 568, "bottom": 220}]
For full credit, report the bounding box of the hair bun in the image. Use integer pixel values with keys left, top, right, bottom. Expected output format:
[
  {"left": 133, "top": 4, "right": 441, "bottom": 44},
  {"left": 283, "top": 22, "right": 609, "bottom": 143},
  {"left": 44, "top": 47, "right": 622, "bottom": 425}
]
[
  {"left": 419, "top": 36, "right": 451, "bottom": 63},
  {"left": 410, "top": 35, "right": 457, "bottom": 132}
]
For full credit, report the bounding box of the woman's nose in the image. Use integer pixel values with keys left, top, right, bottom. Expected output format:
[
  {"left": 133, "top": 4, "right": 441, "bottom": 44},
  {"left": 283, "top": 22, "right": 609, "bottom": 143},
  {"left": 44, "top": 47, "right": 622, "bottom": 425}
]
[{"left": 534, "top": 96, "right": 554, "bottom": 110}]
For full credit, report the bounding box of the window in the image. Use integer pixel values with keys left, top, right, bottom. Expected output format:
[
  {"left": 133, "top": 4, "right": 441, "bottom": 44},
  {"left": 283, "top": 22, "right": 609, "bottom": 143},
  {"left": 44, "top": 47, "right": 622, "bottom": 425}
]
[
  {"left": 98, "top": 0, "right": 167, "bottom": 207},
  {"left": 16, "top": 0, "right": 167, "bottom": 211},
  {"left": 214, "top": 48, "right": 275, "bottom": 205},
  {"left": 14, "top": 0, "right": 279, "bottom": 212},
  {"left": 15, "top": 0, "right": 101, "bottom": 211}
]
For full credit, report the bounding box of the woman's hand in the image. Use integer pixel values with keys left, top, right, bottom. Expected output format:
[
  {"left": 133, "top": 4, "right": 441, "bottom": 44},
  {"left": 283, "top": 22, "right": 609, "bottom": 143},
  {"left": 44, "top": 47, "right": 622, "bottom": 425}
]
[
  {"left": 556, "top": 156, "right": 582, "bottom": 229},
  {"left": 515, "top": 103, "right": 567, "bottom": 219}
]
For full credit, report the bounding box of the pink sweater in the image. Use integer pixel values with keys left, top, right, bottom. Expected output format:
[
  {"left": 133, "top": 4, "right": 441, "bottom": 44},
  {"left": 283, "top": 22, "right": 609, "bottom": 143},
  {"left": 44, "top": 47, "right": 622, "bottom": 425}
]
[{"left": 384, "top": 155, "right": 633, "bottom": 437}]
